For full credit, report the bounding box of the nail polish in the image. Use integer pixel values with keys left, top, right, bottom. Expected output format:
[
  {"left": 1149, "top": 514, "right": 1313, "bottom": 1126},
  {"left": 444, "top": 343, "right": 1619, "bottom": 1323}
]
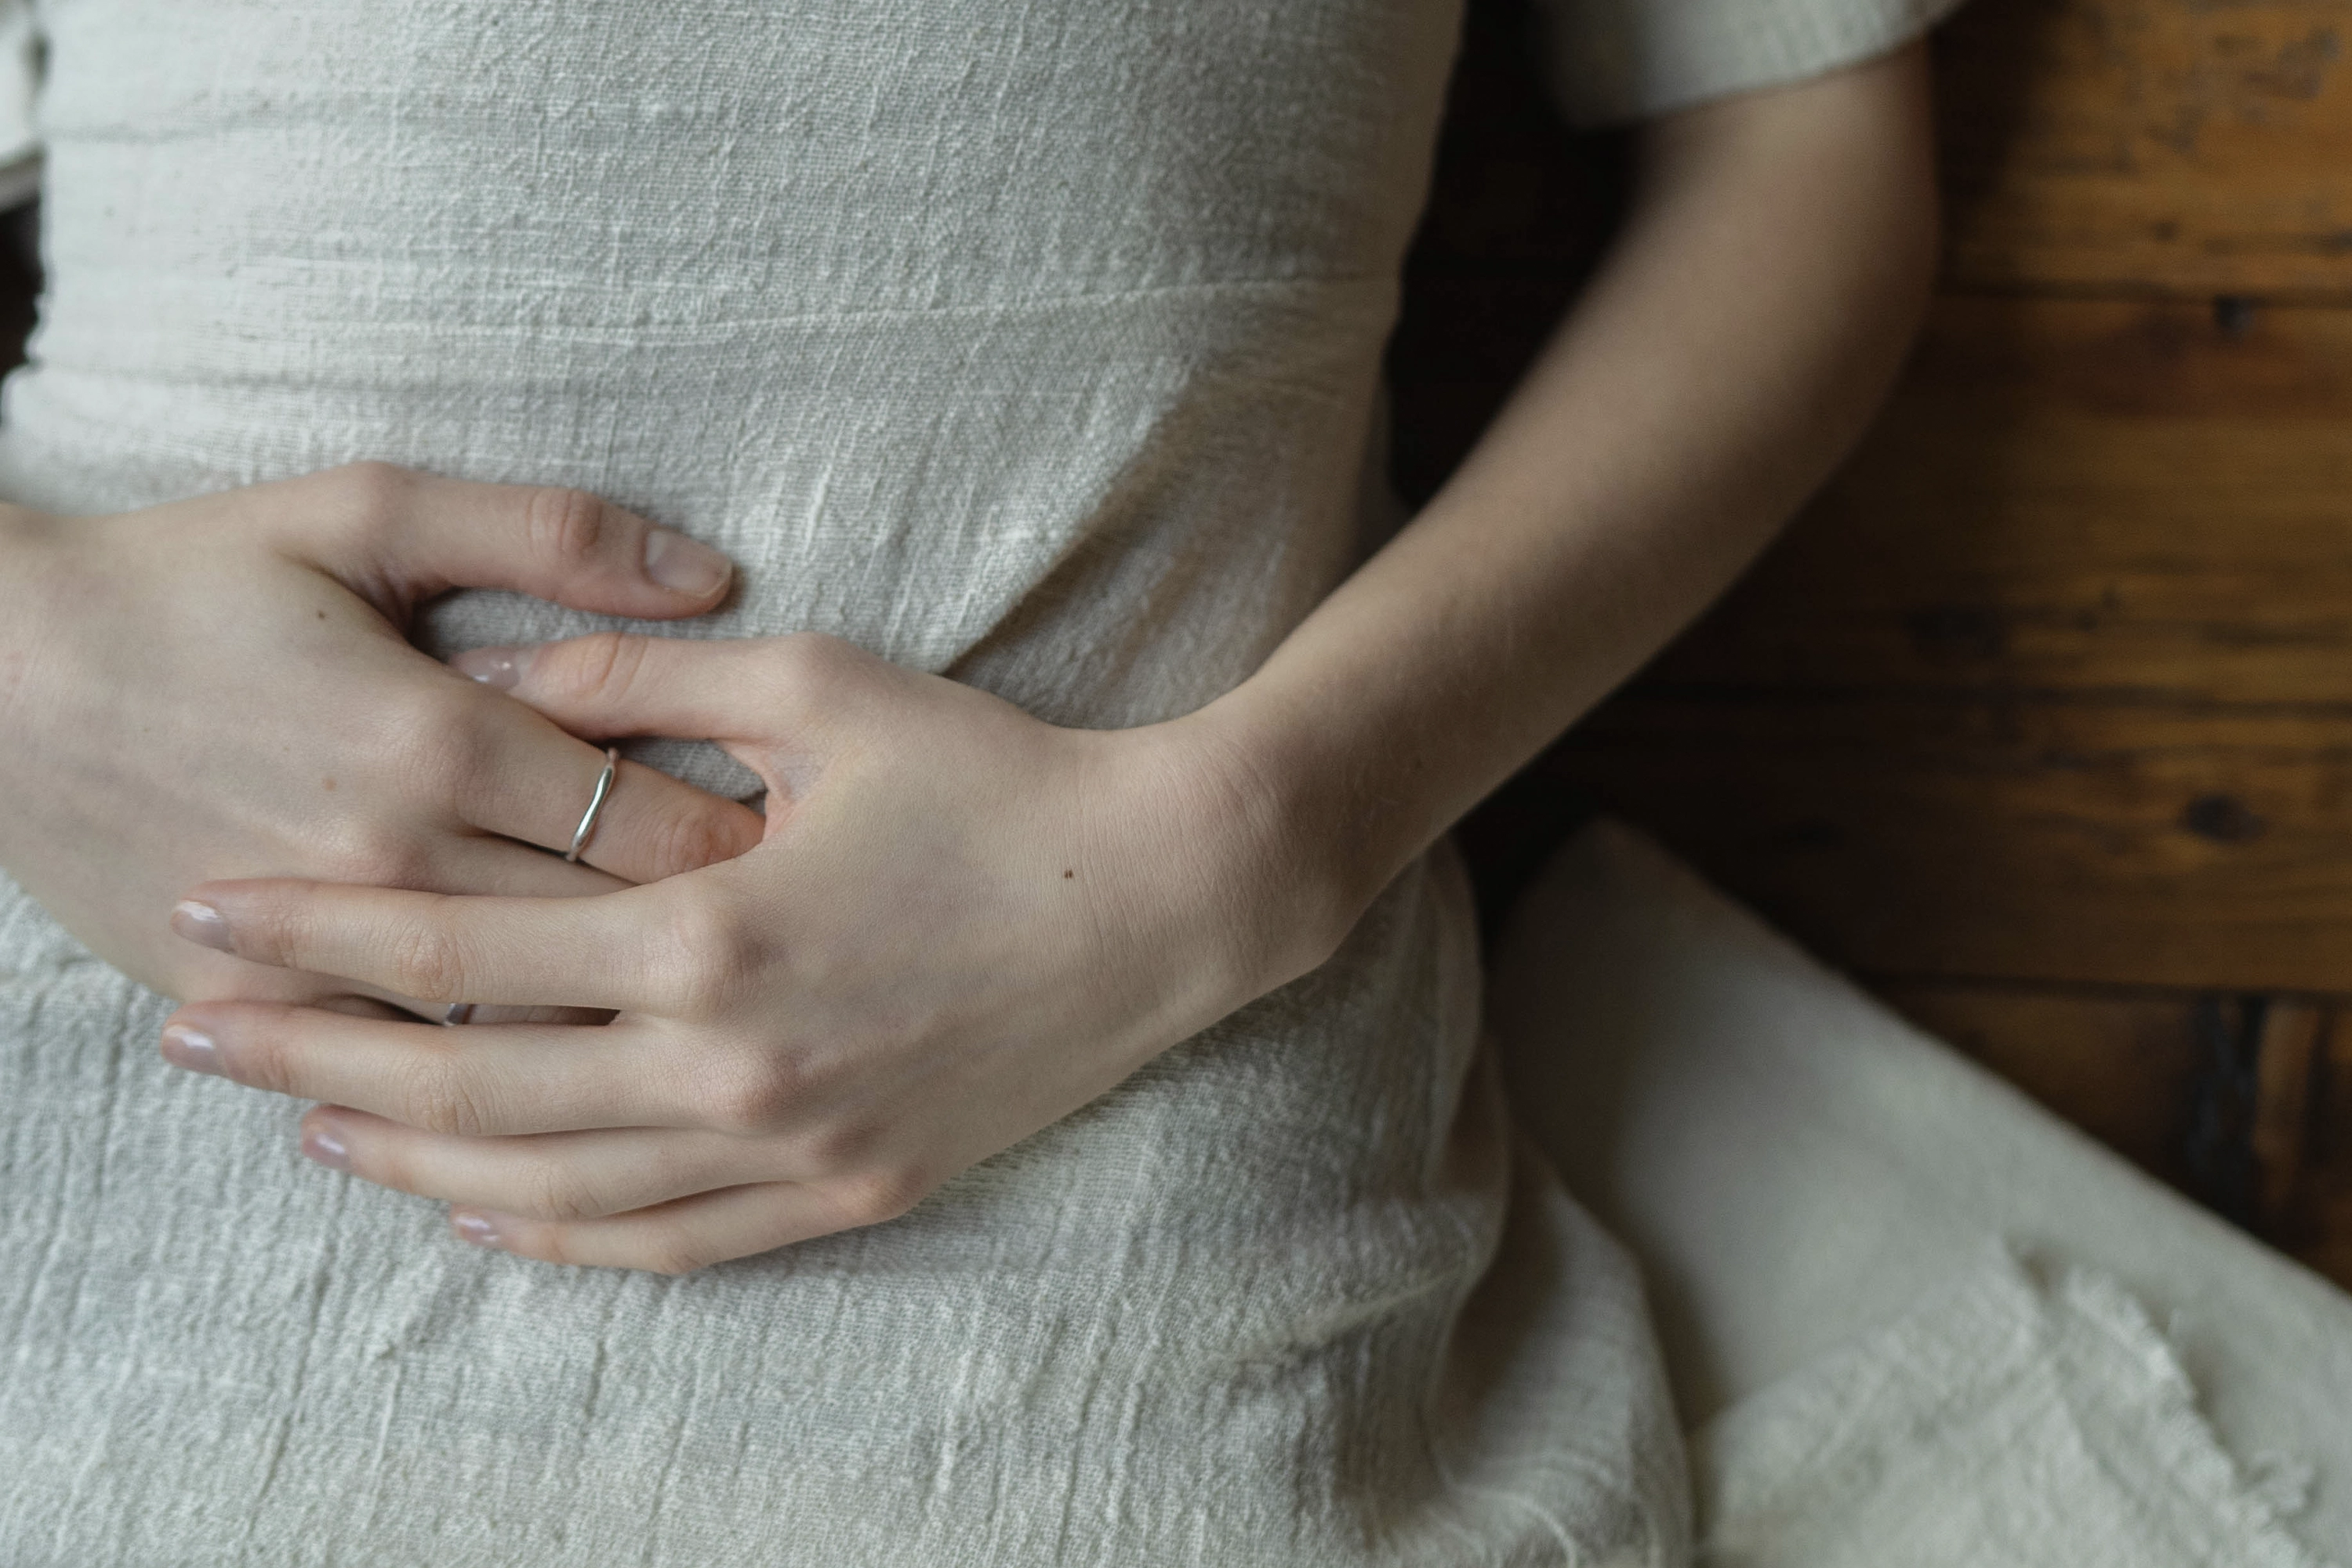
[
  {"left": 452, "top": 1210, "right": 507, "bottom": 1250},
  {"left": 169, "top": 900, "right": 236, "bottom": 953},
  {"left": 159, "top": 1023, "right": 223, "bottom": 1076},
  {"left": 644, "top": 527, "right": 731, "bottom": 597},
  {"left": 300, "top": 1120, "right": 351, "bottom": 1173},
  {"left": 451, "top": 646, "right": 524, "bottom": 691}
]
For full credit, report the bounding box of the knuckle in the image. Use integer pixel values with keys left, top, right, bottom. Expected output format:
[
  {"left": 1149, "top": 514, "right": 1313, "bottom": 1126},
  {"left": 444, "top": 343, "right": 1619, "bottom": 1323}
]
[
  {"left": 369, "top": 1038, "right": 487, "bottom": 1136},
  {"left": 227, "top": 1012, "right": 302, "bottom": 1094},
  {"left": 799, "top": 1117, "right": 883, "bottom": 1177},
  {"left": 648, "top": 802, "right": 758, "bottom": 879},
  {"left": 405, "top": 1076, "right": 492, "bottom": 1138},
  {"left": 643, "top": 1236, "right": 715, "bottom": 1276},
  {"left": 382, "top": 686, "right": 493, "bottom": 804},
  {"left": 538, "top": 629, "right": 644, "bottom": 706},
  {"left": 693, "top": 1050, "right": 800, "bottom": 1136},
  {"left": 385, "top": 916, "right": 470, "bottom": 1007},
  {"left": 833, "top": 1165, "right": 927, "bottom": 1229},
  {"left": 515, "top": 1159, "right": 602, "bottom": 1222},
  {"left": 654, "top": 898, "right": 761, "bottom": 1015},
  {"left": 252, "top": 898, "right": 331, "bottom": 975},
  {"left": 351, "top": 1137, "right": 416, "bottom": 1196},
  {"left": 524, "top": 485, "right": 608, "bottom": 564},
  {"left": 764, "top": 631, "right": 850, "bottom": 710},
  {"left": 530, "top": 1225, "right": 579, "bottom": 1267},
  {"left": 313, "top": 826, "right": 436, "bottom": 891}
]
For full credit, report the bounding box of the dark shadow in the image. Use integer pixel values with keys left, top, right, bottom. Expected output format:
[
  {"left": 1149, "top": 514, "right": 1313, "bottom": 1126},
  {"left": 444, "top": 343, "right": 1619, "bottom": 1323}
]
[
  {"left": 0, "top": 198, "right": 37, "bottom": 374},
  {"left": 1933, "top": 0, "right": 2078, "bottom": 270},
  {"left": 1387, "top": 0, "right": 1631, "bottom": 510},
  {"left": 1385, "top": 0, "right": 1630, "bottom": 935}
]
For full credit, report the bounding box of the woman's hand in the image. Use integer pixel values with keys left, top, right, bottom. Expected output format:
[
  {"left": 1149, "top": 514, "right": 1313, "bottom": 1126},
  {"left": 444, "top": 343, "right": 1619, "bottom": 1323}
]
[
  {"left": 153, "top": 632, "right": 1346, "bottom": 1272},
  {"left": 0, "top": 463, "right": 764, "bottom": 1012}
]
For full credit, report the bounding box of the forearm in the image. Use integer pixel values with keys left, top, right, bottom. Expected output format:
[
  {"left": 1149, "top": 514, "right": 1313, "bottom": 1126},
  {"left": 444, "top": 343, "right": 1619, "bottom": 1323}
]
[{"left": 1200, "top": 45, "right": 1940, "bottom": 946}]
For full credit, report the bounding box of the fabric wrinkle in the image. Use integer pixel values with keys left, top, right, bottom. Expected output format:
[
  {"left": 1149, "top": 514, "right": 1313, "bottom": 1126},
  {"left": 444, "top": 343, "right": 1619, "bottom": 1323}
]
[{"left": 0, "top": 0, "right": 1966, "bottom": 1563}]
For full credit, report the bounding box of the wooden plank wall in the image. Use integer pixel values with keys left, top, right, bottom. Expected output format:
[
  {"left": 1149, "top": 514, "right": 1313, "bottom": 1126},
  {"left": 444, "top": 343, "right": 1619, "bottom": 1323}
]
[{"left": 1454, "top": 0, "right": 2352, "bottom": 1284}]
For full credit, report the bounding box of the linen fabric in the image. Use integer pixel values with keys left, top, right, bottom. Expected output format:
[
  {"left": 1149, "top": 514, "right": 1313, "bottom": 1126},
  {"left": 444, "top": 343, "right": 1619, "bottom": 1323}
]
[
  {"left": 0, "top": 2, "right": 31, "bottom": 207},
  {"left": 1538, "top": 0, "right": 1964, "bottom": 124},
  {"left": 1698, "top": 1248, "right": 2331, "bottom": 1568},
  {"left": 1490, "top": 820, "right": 2352, "bottom": 1565},
  {"left": 0, "top": 2, "right": 1951, "bottom": 1564}
]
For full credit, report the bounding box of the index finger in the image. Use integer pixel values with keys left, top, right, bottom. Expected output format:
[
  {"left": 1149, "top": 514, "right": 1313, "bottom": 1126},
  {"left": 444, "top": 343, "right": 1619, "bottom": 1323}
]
[
  {"left": 265, "top": 463, "right": 735, "bottom": 621},
  {"left": 170, "top": 877, "right": 695, "bottom": 1014}
]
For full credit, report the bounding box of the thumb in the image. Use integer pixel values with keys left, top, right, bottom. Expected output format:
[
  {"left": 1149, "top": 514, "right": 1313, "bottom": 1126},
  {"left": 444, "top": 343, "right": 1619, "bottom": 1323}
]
[{"left": 278, "top": 462, "right": 734, "bottom": 619}]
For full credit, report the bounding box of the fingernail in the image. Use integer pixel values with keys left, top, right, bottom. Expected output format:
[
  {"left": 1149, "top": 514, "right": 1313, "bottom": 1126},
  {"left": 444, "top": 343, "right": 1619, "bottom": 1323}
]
[
  {"left": 452, "top": 645, "right": 527, "bottom": 691},
  {"left": 300, "top": 1119, "right": 351, "bottom": 1173},
  {"left": 644, "top": 528, "right": 731, "bottom": 597},
  {"left": 169, "top": 900, "right": 236, "bottom": 953},
  {"left": 159, "top": 1023, "right": 223, "bottom": 1076},
  {"left": 451, "top": 1210, "right": 508, "bottom": 1250}
]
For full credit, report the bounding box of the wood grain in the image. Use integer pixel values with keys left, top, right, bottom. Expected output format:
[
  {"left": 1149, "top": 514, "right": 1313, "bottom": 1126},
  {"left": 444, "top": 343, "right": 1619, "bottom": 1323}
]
[
  {"left": 1544, "top": 696, "right": 2352, "bottom": 991},
  {"left": 1650, "top": 293, "right": 2352, "bottom": 706},
  {"left": 1874, "top": 978, "right": 2210, "bottom": 1191},
  {"left": 2256, "top": 998, "right": 2328, "bottom": 1220},
  {"left": 1546, "top": 288, "right": 2352, "bottom": 996},
  {"left": 1882, "top": 980, "right": 2345, "bottom": 1274},
  {"left": 1872, "top": 982, "right": 2333, "bottom": 1250},
  {"left": 1940, "top": 0, "right": 2352, "bottom": 296}
]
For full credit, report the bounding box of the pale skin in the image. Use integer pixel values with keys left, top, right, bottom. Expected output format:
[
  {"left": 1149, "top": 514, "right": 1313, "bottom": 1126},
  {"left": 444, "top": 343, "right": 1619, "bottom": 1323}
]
[
  {"left": 6, "top": 46, "right": 1937, "bottom": 1274},
  {"left": 0, "top": 466, "right": 765, "bottom": 1016}
]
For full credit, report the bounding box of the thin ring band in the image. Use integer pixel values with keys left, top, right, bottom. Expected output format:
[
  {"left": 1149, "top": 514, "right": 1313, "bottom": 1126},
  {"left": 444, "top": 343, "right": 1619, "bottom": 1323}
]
[
  {"left": 565, "top": 746, "right": 621, "bottom": 864},
  {"left": 448, "top": 749, "right": 619, "bottom": 1023}
]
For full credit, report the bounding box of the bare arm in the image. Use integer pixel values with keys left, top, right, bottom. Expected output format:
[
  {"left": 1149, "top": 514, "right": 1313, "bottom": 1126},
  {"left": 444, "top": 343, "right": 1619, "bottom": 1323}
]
[{"left": 1213, "top": 43, "right": 1940, "bottom": 946}]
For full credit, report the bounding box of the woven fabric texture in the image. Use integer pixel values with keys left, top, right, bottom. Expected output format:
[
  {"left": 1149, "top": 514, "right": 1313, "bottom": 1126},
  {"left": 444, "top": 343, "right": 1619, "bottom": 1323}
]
[
  {"left": 1491, "top": 820, "right": 2352, "bottom": 1565},
  {"left": 1538, "top": 0, "right": 1967, "bottom": 124},
  {"left": 0, "top": 1, "right": 1946, "bottom": 1563}
]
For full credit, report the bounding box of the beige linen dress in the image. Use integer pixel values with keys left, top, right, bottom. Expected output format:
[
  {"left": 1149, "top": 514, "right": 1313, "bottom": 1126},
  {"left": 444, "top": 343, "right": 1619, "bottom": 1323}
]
[{"left": 0, "top": 1, "right": 1952, "bottom": 1562}]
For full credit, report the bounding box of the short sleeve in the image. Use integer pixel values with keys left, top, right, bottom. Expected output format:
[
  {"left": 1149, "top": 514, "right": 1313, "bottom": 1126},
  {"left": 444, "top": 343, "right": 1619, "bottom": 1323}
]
[
  {"left": 1533, "top": 0, "right": 1967, "bottom": 126},
  {"left": 0, "top": 0, "right": 38, "bottom": 206}
]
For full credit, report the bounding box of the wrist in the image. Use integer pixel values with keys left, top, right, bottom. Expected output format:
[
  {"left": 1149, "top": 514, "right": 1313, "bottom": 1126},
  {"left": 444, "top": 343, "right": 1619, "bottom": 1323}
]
[{"left": 1161, "top": 676, "right": 1402, "bottom": 996}]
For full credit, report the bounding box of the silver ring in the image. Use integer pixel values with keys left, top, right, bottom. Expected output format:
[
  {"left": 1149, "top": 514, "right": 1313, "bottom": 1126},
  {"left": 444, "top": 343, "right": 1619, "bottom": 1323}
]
[
  {"left": 442, "top": 1002, "right": 475, "bottom": 1027},
  {"left": 564, "top": 746, "right": 621, "bottom": 864}
]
